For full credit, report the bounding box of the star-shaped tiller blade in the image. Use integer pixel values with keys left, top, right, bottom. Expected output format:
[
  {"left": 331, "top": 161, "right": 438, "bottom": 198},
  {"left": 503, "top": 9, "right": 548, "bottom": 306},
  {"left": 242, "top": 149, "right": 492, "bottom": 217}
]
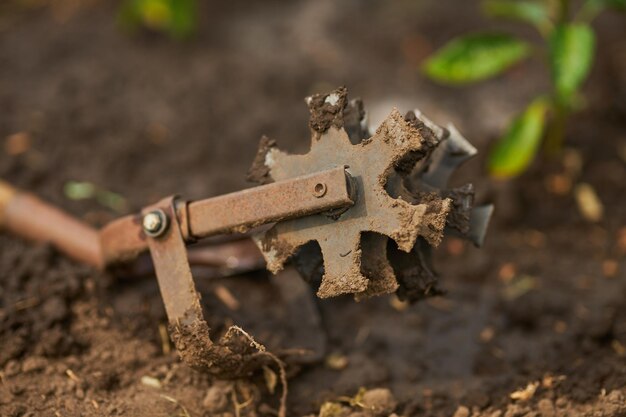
[{"left": 248, "top": 87, "right": 453, "bottom": 299}]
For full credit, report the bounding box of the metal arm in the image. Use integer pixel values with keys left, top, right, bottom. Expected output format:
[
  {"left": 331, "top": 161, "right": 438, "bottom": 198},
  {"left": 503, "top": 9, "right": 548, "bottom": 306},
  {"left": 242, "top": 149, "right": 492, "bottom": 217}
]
[
  {"left": 99, "top": 166, "right": 354, "bottom": 265},
  {"left": 129, "top": 166, "right": 355, "bottom": 376},
  {"left": 0, "top": 167, "right": 355, "bottom": 377}
]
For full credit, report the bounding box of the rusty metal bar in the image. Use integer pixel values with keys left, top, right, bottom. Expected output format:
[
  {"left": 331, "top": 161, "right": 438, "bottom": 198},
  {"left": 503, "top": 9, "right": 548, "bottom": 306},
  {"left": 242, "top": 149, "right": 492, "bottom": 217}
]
[
  {"left": 142, "top": 197, "right": 280, "bottom": 379},
  {"left": 99, "top": 213, "right": 146, "bottom": 266},
  {"left": 187, "top": 166, "right": 354, "bottom": 239},
  {"left": 120, "top": 238, "right": 265, "bottom": 279},
  {"left": 1, "top": 180, "right": 265, "bottom": 276},
  {"left": 0, "top": 180, "right": 102, "bottom": 267},
  {"left": 1, "top": 167, "right": 353, "bottom": 271},
  {"left": 100, "top": 166, "right": 353, "bottom": 265},
  {"left": 142, "top": 196, "right": 203, "bottom": 324},
  {"left": 186, "top": 237, "right": 264, "bottom": 271}
]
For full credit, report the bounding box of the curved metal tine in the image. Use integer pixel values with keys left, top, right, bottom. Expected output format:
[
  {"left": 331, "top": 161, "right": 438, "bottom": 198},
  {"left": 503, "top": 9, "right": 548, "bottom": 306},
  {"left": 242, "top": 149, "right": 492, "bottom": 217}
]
[
  {"left": 413, "top": 109, "right": 477, "bottom": 189},
  {"left": 467, "top": 204, "right": 494, "bottom": 248}
]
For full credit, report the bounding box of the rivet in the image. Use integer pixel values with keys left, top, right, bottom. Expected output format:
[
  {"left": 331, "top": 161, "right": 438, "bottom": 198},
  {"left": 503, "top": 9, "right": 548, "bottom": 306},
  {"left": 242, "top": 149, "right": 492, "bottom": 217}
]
[
  {"left": 143, "top": 209, "right": 168, "bottom": 237},
  {"left": 313, "top": 182, "right": 327, "bottom": 198}
]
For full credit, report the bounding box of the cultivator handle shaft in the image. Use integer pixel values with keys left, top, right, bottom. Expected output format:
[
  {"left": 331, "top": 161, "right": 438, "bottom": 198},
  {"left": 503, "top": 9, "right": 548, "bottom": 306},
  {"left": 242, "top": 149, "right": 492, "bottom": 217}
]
[
  {"left": 0, "top": 167, "right": 354, "bottom": 271},
  {"left": 0, "top": 180, "right": 102, "bottom": 267}
]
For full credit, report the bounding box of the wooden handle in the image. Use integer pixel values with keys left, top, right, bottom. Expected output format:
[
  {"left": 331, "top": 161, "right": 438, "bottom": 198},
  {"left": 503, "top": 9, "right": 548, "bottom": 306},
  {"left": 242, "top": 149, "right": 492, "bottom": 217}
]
[{"left": 0, "top": 181, "right": 102, "bottom": 268}]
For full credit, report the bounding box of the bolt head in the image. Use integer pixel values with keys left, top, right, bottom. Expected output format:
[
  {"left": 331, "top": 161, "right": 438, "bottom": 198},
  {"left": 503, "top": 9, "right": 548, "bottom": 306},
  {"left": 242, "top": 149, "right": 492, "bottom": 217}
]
[{"left": 143, "top": 209, "right": 168, "bottom": 237}]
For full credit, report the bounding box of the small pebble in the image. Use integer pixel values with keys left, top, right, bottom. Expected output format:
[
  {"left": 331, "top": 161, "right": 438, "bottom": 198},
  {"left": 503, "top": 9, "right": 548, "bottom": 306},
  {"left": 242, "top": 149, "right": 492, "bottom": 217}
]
[
  {"left": 360, "top": 388, "right": 397, "bottom": 416},
  {"left": 76, "top": 388, "right": 85, "bottom": 399},
  {"left": 452, "top": 406, "right": 470, "bottom": 417},
  {"left": 325, "top": 353, "right": 349, "bottom": 370},
  {"left": 140, "top": 376, "right": 162, "bottom": 389},
  {"left": 574, "top": 183, "right": 603, "bottom": 222},
  {"left": 555, "top": 397, "right": 568, "bottom": 408},
  {"left": 4, "top": 132, "right": 31, "bottom": 155}
]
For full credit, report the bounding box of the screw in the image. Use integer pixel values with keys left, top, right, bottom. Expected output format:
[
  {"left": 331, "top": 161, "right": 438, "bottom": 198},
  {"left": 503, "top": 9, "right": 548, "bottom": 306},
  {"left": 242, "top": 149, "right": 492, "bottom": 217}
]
[
  {"left": 313, "top": 182, "right": 327, "bottom": 198},
  {"left": 143, "top": 209, "right": 168, "bottom": 237}
]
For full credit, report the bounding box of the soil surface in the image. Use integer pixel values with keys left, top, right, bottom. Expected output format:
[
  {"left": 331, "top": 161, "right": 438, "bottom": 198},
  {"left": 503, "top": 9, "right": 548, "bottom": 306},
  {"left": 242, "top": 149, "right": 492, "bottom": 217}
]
[{"left": 1, "top": 1, "right": 625, "bottom": 416}]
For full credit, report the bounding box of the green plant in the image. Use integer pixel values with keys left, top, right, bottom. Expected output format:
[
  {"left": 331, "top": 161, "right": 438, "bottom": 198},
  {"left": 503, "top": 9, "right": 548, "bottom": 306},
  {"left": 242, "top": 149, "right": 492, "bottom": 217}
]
[
  {"left": 423, "top": 0, "right": 624, "bottom": 178},
  {"left": 118, "top": 0, "right": 197, "bottom": 40}
]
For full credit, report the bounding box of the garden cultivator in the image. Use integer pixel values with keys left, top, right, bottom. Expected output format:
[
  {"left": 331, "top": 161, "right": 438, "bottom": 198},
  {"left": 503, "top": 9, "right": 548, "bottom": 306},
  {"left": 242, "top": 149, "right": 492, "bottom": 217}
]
[{"left": 0, "top": 87, "right": 491, "bottom": 378}]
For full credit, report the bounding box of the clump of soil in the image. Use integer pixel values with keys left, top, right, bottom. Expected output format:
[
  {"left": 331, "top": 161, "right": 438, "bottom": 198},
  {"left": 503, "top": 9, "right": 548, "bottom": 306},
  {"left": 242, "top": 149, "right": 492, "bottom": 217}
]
[{"left": 0, "top": 241, "right": 87, "bottom": 365}]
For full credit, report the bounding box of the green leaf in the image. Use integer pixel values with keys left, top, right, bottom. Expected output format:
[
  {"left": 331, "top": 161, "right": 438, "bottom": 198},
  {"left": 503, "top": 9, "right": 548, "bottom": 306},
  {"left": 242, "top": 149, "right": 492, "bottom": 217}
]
[
  {"left": 423, "top": 33, "right": 531, "bottom": 85},
  {"left": 488, "top": 98, "right": 550, "bottom": 178},
  {"left": 549, "top": 23, "right": 595, "bottom": 102},
  {"left": 483, "top": 0, "right": 550, "bottom": 29},
  {"left": 117, "top": 0, "right": 196, "bottom": 39}
]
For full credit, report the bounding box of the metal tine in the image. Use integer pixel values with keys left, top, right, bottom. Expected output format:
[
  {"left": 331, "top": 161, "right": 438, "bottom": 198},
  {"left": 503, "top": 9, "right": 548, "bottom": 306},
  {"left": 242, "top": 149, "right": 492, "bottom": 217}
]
[
  {"left": 443, "top": 203, "right": 493, "bottom": 247},
  {"left": 410, "top": 109, "right": 491, "bottom": 247},
  {"left": 412, "top": 108, "right": 448, "bottom": 141},
  {"left": 413, "top": 108, "right": 477, "bottom": 189},
  {"left": 467, "top": 204, "right": 494, "bottom": 248}
]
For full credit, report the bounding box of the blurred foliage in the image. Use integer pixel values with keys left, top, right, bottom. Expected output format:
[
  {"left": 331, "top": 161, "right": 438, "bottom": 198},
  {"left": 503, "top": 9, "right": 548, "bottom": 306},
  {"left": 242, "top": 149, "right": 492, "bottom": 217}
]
[
  {"left": 423, "top": 0, "right": 621, "bottom": 179},
  {"left": 118, "top": 0, "right": 196, "bottom": 39},
  {"left": 64, "top": 181, "right": 127, "bottom": 213},
  {"left": 423, "top": 34, "right": 531, "bottom": 84},
  {"left": 549, "top": 23, "right": 595, "bottom": 103},
  {"left": 488, "top": 97, "right": 549, "bottom": 177}
]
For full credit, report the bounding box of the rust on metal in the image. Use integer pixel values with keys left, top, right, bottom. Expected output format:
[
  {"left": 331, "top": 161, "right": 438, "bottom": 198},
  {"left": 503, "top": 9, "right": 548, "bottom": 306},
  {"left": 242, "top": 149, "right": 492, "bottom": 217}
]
[
  {"left": 187, "top": 166, "right": 354, "bottom": 239},
  {"left": 142, "top": 196, "right": 281, "bottom": 379},
  {"left": 100, "top": 167, "right": 353, "bottom": 266},
  {"left": 141, "top": 196, "right": 203, "bottom": 324},
  {"left": 100, "top": 213, "right": 146, "bottom": 266},
  {"left": 99, "top": 200, "right": 192, "bottom": 266}
]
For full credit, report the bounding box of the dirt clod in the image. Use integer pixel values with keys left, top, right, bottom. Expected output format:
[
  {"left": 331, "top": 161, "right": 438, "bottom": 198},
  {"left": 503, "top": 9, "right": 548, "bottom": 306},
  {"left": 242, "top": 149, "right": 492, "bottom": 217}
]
[
  {"left": 452, "top": 406, "right": 470, "bottom": 417},
  {"left": 360, "top": 388, "right": 398, "bottom": 417},
  {"left": 306, "top": 87, "right": 349, "bottom": 134},
  {"left": 246, "top": 135, "right": 277, "bottom": 185}
]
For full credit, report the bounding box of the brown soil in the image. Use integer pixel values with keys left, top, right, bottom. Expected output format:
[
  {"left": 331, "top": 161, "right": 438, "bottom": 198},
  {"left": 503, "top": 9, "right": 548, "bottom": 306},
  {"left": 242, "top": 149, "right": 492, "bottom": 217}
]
[{"left": 1, "top": 1, "right": 625, "bottom": 416}]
